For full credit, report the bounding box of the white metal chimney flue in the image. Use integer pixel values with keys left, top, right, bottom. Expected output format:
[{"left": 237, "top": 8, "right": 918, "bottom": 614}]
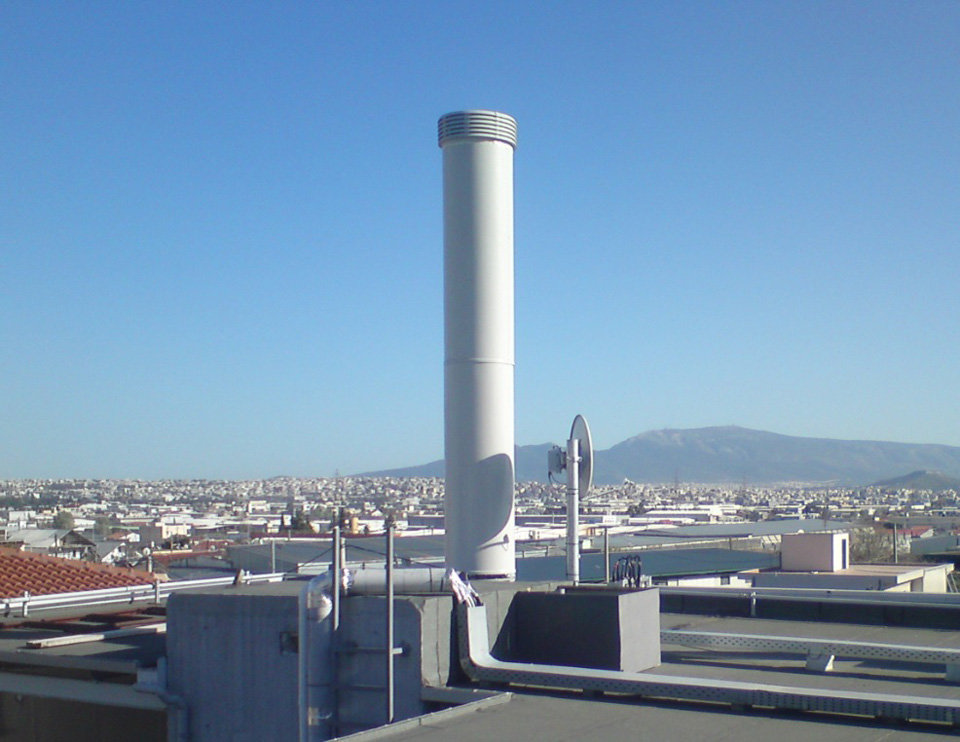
[{"left": 438, "top": 110, "right": 517, "bottom": 580}]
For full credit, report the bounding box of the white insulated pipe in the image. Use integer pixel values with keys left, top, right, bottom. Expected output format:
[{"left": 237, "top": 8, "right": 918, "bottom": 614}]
[
  {"left": 344, "top": 566, "right": 452, "bottom": 595},
  {"left": 438, "top": 110, "right": 517, "bottom": 580}
]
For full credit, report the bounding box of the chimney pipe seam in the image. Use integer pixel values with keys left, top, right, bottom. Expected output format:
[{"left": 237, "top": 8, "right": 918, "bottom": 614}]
[{"left": 444, "top": 357, "right": 515, "bottom": 366}]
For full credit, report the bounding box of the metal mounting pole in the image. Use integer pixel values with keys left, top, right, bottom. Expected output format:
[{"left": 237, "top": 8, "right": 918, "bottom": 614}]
[
  {"left": 330, "top": 525, "right": 342, "bottom": 737},
  {"left": 603, "top": 527, "right": 610, "bottom": 584},
  {"left": 332, "top": 526, "right": 341, "bottom": 632},
  {"left": 566, "top": 438, "right": 580, "bottom": 584},
  {"left": 385, "top": 523, "right": 395, "bottom": 725}
]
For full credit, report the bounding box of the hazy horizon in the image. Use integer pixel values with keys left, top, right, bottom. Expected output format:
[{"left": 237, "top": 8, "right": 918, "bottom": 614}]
[{"left": 3, "top": 424, "right": 959, "bottom": 482}]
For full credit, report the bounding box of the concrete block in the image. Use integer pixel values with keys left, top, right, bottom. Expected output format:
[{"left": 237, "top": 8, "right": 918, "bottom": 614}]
[
  {"left": 805, "top": 653, "right": 835, "bottom": 672},
  {"left": 503, "top": 589, "right": 660, "bottom": 672}
]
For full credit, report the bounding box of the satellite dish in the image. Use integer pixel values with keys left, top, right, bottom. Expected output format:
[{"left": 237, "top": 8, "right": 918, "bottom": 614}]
[{"left": 570, "top": 414, "right": 593, "bottom": 496}]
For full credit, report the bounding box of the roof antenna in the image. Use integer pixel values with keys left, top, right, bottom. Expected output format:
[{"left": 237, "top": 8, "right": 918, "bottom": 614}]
[{"left": 548, "top": 415, "right": 594, "bottom": 584}]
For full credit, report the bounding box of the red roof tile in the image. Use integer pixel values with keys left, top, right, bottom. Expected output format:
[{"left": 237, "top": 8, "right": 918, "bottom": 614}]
[{"left": 0, "top": 547, "right": 154, "bottom": 599}]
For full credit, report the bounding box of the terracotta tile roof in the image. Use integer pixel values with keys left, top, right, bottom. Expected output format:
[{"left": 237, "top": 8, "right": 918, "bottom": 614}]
[{"left": 0, "top": 547, "right": 154, "bottom": 599}]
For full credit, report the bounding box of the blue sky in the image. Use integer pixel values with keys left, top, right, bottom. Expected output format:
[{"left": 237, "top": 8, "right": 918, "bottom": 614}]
[{"left": 3, "top": 2, "right": 958, "bottom": 479}]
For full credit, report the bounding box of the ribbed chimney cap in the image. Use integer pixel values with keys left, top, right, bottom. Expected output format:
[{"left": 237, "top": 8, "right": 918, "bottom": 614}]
[{"left": 438, "top": 110, "right": 517, "bottom": 149}]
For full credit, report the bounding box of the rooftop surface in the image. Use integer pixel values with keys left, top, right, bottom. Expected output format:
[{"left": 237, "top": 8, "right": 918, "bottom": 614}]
[
  {"left": 0, "top": 619, "right": 166, "bottom": 673},
  {"left": 354, "top": 691, "right": 958, "bottom": 742},
  {"left": 3, "top": 568, "right": 959, "bottom": 740},
  {"left": 396, "top": 579, "right": 960, "bottom": 740},
  {"left": 340, "top": 594, "right": 960, "bottom": 741}
]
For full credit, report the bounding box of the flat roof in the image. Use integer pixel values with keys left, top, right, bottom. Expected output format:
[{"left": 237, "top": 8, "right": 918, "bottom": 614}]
[
  {"left": 517, "top": 547, "right": 780, "bottom": 581},
  {"left": 0, "top": 610, "right": 166, "bottom": 674},
  {"left": 342, "top": 594, "right": 960, "bottom": 740},
  {"left": 228, "top": 535, "right": 447, "bottom": 567},
  {"left": 346, "top": 580, "right": 960, "bottom": 740},
  {"left": 6, "top": 575, "right": 960, "bottom": 740},
  {"left": 837, "top": 563, "right": 933, "bottom": 578}
]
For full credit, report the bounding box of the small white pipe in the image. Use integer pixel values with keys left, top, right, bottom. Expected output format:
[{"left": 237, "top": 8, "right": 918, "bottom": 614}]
[
  {"left": 299, "top": 572, "right": 334, "bottom": 742},
  {"left": 135, "top": 658, "right": 190, "bottom": 742},
  {"left": 298, "top": 580, "right": 311, "bottom": 742},
  {"left": 332, "top": 526, "right": 341, "bottom": 632}
]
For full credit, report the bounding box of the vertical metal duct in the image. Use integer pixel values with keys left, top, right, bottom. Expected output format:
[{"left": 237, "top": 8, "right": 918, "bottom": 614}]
[{"left": 438, "top": 110, "right": 518, "bottom": 579}]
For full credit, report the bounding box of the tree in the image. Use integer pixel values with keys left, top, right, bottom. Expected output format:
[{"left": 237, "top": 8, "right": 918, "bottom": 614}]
[
  {"left": 52, "top": 510, "right": 75, "bottom": 530},
  {"left": 848, "top": 526, "right": 894, "bottom": 563},
  {"left": 94, "top": 516, "right": 120, "bottom": 538},
  {"left": 309, "top": 506, "right": 334, "bottom": 527},
  {"left": 290, "top": 508, "right": 311, "bottom": 532}
]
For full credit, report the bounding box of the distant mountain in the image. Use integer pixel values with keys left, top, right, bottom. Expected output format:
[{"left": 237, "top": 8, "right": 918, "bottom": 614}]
[
  {"left": 871, "top": 470, "right": 960, "bottom": 491},
  {"left": 363, "top": 443, "right": 556, "bottom": 482},
  {"left": 594, "top": 427, "right": 960, "bottom": 486},
  {"left": 361, "top": 427, "right": 960, "bottom": 486},
  {"left": 364, "top": 458, "right": 445, "bottom": 479}
]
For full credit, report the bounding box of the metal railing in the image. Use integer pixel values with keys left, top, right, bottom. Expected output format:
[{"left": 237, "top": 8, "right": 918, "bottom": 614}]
[
  {"left": 661, "top": 628, "right": 960, "bottom": 681},
  {"left": 659, "top": 585, "right": 960, "bottom": 606},
  {"left": 2, "top": 572, "right": 285, "bottom": 618}
]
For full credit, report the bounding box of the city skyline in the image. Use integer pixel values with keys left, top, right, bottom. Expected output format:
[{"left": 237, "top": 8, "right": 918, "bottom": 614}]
[{"left": 3, "top": 3, "right": 958, "bottom": 479}]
